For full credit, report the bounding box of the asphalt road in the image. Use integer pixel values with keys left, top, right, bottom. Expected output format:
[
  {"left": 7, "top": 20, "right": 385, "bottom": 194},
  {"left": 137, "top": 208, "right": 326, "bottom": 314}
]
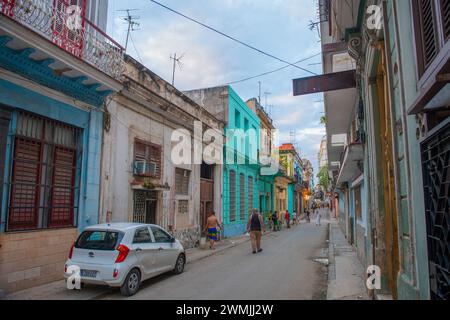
[{"left": 101, "top": 220, "right": 329, "bottom": 300}]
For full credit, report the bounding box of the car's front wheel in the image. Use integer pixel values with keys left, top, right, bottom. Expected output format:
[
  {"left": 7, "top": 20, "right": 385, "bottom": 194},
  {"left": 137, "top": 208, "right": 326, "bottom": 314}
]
[
  {"left": 120, "top": 268, "right": 141, "bottom": 297},
  {"left": 173, "top": 254, "right": 185, "bottom": 275}
]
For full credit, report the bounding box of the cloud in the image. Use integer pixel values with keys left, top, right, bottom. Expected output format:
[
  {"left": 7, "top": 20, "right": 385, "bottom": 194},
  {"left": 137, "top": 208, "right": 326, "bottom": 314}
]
[{"left": 133, "top": 21, "right": 226, "bottom": 89}]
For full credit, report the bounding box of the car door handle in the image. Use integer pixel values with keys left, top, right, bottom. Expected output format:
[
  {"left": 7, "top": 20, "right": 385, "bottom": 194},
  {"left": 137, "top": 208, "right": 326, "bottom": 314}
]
[
  {"left": 158, "top": 247, "right": 164, "bottom": 251},
  {"left": 136, "top": 248, "right": 142, "bottom": 252}
]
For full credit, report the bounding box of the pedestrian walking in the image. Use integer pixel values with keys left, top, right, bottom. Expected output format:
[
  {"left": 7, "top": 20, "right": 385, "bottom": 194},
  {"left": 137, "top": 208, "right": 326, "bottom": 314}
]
[
  {"left": 292, "top": 210, "right": 298, "bottom": 225},
  {"left": 247, "top": 208, "right": 265, "bottom": 254},
  {"left": 306, "top": 209, "right": 311, "bottom": 223},
  {"left": 285, "top": 210, "right": 291, "bottom": 228},
  {"left": 272, "top": 211, "right": 279, "bottom": 231},
  {"left": 315, "top": 209, "right": 322, "bottom": 226},
  {"left": 204, "top": 212, "right": 222, "bottom": 250}
]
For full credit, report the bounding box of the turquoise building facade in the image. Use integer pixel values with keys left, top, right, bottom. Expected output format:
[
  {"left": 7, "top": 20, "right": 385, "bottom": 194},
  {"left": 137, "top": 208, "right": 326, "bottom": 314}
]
[{"left": 222, "top": 87, "right": 260, "bottom": 238}]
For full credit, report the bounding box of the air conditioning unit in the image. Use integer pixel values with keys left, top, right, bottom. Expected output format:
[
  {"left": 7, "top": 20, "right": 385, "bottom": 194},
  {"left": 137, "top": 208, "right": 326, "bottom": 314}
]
[{"left": 134, "top": 161, "right": 157, "bottom": 176}]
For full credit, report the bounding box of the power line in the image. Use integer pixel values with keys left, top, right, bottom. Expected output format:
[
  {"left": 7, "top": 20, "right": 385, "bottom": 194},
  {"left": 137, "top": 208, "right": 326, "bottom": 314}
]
[
  {"left": 224, "top": 52, "right": 322, "bottom": 85},
  {"left": 148, "top": 0, "right": 318, "bottom": 76},
  {"left": 130, "top": 33, "right": 144, "bottom": 64}
]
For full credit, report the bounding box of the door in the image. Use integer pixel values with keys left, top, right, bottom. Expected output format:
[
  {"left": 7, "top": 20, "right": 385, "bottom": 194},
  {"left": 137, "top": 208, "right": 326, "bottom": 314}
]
[
  {"left": 150, "top": 226, "right": 178, "bottom": 272},
  {"left": 200, "top": 164, "right": 214, "bottom": 236},
  {"left": 375, "top": 45, "right": 400, "bottom": 298},
  {"left": 131, "top": 227, "right": 159, "bottom": 277},
  {"left": 145, "top": 200, "right": 157, "bottom": 225}
]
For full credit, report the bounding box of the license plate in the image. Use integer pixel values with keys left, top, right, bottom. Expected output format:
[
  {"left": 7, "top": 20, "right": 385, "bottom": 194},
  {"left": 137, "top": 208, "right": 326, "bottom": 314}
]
[{"left": 80, "top": 270, "right": 98, "bottom": 278}]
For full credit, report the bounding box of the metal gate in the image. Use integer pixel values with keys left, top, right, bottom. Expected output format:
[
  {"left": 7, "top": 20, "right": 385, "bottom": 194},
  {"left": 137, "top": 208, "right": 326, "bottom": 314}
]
[{"left": 421, "top": 120, "right": 450, "bottom": 300}]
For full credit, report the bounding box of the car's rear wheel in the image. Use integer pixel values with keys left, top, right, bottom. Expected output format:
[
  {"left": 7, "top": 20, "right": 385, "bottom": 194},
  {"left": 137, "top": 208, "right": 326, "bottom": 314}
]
[
  {"left": 173, "top": 254, "right": 185, "bottom": 275},
  {"left": 120, "top": 268, "right": 141, "bottom": 297}
]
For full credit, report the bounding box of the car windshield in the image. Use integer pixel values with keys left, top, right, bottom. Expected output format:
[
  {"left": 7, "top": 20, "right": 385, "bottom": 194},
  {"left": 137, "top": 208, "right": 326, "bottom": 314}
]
[{"left": 75, "top": 230, "right": 123, "bottom": 251}]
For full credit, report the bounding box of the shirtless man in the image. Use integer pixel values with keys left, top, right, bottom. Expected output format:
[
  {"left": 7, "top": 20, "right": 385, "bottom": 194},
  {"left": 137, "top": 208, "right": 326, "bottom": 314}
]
[{"left": 204, "top": 212, "right": 222, "bottom": 250}]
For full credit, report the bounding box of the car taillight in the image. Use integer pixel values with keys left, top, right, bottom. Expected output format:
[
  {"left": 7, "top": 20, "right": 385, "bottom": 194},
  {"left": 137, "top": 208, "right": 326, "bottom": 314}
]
[
  {"left": 113, "top": 269, "right": 118, "bottom": 278},
  {"left": 68, "top": 243, "right": 75, "bottom": 259},
  {"left": 115, "top": 244, "right": 129, "bottom": 263},
  {"left": 64, "top": 265, "right": 68, "bottom": 273}
]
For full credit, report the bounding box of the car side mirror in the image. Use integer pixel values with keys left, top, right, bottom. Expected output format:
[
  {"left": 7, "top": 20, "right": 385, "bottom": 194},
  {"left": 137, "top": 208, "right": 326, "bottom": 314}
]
[{"left": 170, "top": 237, "right": 176, "bottom": 243}]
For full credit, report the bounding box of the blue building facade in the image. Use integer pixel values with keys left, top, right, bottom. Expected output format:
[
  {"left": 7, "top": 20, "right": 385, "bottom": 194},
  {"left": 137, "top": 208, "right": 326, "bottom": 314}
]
[
  {"left": 0, "top": 7, "right": 122, "bottom": 292},
  {"left": 222, "top": 87, "right": 260, "bottom": 238}
]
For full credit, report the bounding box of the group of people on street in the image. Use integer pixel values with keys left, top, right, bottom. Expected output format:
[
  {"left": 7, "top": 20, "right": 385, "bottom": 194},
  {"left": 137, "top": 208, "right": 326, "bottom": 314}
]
[{"left": 203, "top": 206, "right": 324, "bottom": 254}]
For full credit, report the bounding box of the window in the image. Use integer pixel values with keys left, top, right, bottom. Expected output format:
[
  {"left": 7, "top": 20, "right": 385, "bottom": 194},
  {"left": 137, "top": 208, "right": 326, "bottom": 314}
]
[
  {"left": 175, "top": 168, "right": 190, "bottom": 195},
  {"left": 133, "top": 227, "right": 153, "bottom": 244},
  {"left": 178, "top": 200, "right": 189, "bottom": 214},
  {"left": 7, "top": 111, "right": 82, "bottom": 231},
  {"left": 229, "top": 170, "right": 236, "bottom": 222},
  {"left": 76, "top": 231, "right": 122, "bottom": 251},
  {"left": 412, "top": 0, "right": 450, "bottom": 77},
  {"left": 355, "top": 186, "right": 362, "bottom": 221},
  {"left": 134, "top": 140, "right": 161, "bottom": 178},
  {"left": 201, "top": 162, "right": 213, "bottom": 180},
  {"left": 239, "top": 173, "right": 245, "bottom": 221},
  {"left": 248, "top": 176, "right": 254, "bottom": 216},
  {"left": 150, "top": 226, "right": 172, "bottom": 243}
]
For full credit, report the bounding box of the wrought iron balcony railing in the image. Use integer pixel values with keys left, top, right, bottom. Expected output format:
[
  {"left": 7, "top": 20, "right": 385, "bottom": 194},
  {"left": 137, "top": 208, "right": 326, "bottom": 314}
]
[{"left": 0, "top": 0, "right": 124, "bottom": 80}]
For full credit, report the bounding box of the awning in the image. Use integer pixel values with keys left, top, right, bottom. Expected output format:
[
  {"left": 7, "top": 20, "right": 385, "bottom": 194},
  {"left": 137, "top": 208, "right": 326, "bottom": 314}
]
[{"left": 293, "top": 70, "right": 356, "bottom": 96}]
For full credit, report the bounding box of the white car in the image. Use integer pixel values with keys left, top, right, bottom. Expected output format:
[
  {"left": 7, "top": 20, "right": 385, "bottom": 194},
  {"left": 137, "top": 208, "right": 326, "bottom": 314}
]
[{"left": 64, "top": 223, "right": 186, "bottom": 296}]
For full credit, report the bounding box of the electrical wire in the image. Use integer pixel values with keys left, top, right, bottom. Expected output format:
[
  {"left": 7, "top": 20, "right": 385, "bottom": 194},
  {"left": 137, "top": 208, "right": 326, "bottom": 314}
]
[
  {"left": 148, "top": 0, "right": 318, "bottom": 76},
  {"left": 224, "top": 52, "right": 322, "bottom": 85},
  {"left": 130, "top": 32, "right": 144, "bottom": 64}
]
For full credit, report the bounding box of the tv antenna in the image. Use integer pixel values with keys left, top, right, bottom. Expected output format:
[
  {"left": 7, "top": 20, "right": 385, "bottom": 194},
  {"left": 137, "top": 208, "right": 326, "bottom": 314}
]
[
  {"left": 264, "top": 91, "right": 271, "bottom": 108},
  {"left": 170, "top": 52, "right": 185, "bottom": 86},
  {"left": 118, "top": 9, "right": 140, "bottom": 52}
]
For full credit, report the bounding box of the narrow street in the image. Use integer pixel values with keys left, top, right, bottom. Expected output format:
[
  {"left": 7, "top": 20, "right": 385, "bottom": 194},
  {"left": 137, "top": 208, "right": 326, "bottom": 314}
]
[{"left": 99, "top": 220, "right": 328, "bottom": 300}]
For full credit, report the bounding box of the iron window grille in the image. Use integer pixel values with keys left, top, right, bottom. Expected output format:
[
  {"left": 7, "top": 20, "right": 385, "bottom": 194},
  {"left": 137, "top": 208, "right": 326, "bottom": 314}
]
[
  {"left": 6, "top": 111, "right": 82, "bottom": 231},
  {"left": 229, "top": 170, "right": 236, "bottom": 222},
  {"left": 239, "top": 173, "right": 245, "bottom": 221}
]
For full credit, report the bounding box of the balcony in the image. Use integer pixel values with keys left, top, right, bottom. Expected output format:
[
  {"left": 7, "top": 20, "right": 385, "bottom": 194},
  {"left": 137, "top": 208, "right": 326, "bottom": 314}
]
[
  {"left": 336, "top": 142, "right": 363, "bottom": 185},
  {"left": 0, "top": 0, "right": 123, "bottom": 79}
]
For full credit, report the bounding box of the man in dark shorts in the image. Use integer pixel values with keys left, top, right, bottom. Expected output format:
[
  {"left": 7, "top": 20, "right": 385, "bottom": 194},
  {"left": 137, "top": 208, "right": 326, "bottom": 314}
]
[
  {"left": 247, "top": 209, "right": 265, "bottom": 254},
  {"left": 272, "top": 211, "right": 279, "bottom": 231}
]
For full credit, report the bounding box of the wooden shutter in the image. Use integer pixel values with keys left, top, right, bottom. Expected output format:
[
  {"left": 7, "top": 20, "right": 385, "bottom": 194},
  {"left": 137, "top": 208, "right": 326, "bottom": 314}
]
[
  {"left": 239, "top": 174, "right": 245, "bottom": 221},
  {"left": 8, "top": 138, "right": 41, "bottom": 230},
  {"left": 134, "top": 140, "right": 161, "bottom": 178},
  {"left": 418, "top": 0, "right": 439, "bottom": 70},
  {"left": 441, "top": 0, "right": 450, "bottom": 40},
  {"left": 229, "top": 171, "right": 236, "bottom": 222},
  {"left": 49, "top": 147, "right": 76, "bottom": 227}
]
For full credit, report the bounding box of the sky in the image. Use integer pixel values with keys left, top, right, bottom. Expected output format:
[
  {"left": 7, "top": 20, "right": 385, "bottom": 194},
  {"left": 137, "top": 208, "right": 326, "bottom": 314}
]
[{"left": 107, "top": 0, "right": 325, "bottom": 173}]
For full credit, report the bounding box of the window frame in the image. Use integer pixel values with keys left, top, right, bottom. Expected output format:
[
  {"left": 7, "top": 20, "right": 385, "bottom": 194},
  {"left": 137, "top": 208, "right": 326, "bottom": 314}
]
[
  {"left": 6, "top": 111, "right": 82, "bottom": 232},
  {"left": 133, "top": 138, "right": 162, "bottom": 179},
  {"left": 411, "top": 0, "right": 450, "bottom": 87}
]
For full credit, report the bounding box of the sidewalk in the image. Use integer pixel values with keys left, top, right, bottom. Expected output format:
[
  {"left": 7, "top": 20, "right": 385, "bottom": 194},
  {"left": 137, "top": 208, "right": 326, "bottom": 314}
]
[
  {"left": 5, "top": 233, "right": 253, "bottom": 300},
  {"left": 327, "top": 218, "right": 370, "bottom": 300}
]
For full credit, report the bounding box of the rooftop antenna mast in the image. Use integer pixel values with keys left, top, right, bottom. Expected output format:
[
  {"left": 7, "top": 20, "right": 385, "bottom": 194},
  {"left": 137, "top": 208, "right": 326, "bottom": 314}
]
[
  {"left": 118, "top": 9, "right": 140, "bottom": 52},
  {"left": 170, "top": 52, "right": 185, "bottom": 86},
  {"left": 264, "top": 91, "right": 271, "bottom": 108}
]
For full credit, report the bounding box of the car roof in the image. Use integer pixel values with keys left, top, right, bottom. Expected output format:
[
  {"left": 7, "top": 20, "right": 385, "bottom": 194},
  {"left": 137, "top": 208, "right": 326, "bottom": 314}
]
[{"left": 85, "top": 223, "right": 160, "bottom": 232}]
